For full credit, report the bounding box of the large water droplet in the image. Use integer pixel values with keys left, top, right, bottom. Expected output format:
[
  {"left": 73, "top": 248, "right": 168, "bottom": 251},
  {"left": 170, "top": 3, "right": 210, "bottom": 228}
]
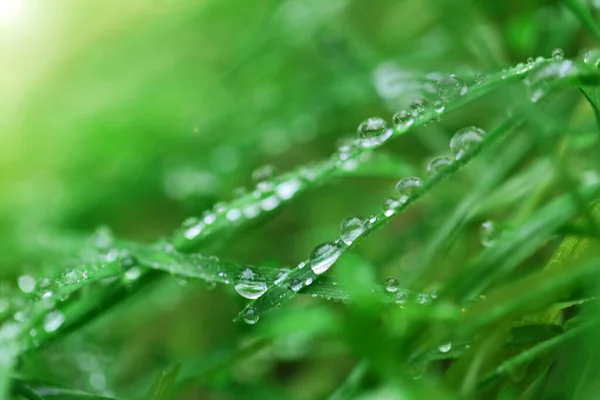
[
  {"left": 551, "top": 48, "right": 564, "bottom": 60},
  {"left": 339, "top": 217, "right": 367, "bottom": 245},
  {"left": 44, "top": 311, "right": 65, "bottom": 333},
  {"left": 382, "top": 198, "right": 401, "bottom": 217},
  {"left": 480, "top": 220, "right": 497, "bottom": 248},
  {"left": 437, "top": 74, "right": 468, "bottom": 100},
  {"left": 234, "top": 268, "right": 268, "bottom": 299},
  {"left": 357, "top": 117, "right": 392, "bottom": 148},
  {"left": 243, "top": 308, "right": 259, "bottom": 325},
  {"left": 385, "top": 277, "right": 399, "bottom": 293},
  {"left": 426, "top": 156, "right": 452, "bottom": 177},
  {"left": 395, "top": 177, "right": 423, "bottom": 203},
  {"left": 309, "top": 242, "right": 343, "bottom": 275},
  {"left": 438, "top": 342, "right": 452, "bottom": 353},
  {"left": 393, "top": 110, "right": 414, "bottom": 130},
  {"left": 450, "top": 126, "right": 485, "bottom": 160},
  {"left": 17, "top": 275, "right": 35, "bottom": 294}
]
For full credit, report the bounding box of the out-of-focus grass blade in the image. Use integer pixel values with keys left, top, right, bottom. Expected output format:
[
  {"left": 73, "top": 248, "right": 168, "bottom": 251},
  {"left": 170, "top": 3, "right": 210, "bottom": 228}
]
[{"left": 147, "top": 363, "right": 181, "bottom": 400}]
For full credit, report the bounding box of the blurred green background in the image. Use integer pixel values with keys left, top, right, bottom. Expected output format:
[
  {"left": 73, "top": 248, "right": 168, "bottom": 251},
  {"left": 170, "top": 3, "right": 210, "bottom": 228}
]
[{"left": 1, "top": 0, "right": 598, "bottom": 399}]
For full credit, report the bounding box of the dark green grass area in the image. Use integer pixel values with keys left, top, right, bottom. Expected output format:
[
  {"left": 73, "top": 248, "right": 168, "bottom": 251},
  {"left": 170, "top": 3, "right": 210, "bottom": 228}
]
[{"left": 2, "top": 0, "right": 600, "bottom": 399}]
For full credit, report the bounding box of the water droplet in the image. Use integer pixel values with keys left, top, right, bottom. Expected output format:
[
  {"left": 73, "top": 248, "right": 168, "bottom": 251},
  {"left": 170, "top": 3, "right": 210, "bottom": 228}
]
[
  {"left": 289, "top": 279, "right": 303, "bottom": 291},
  {"left": 438, "top": 342, "right": 452, "bottom": 353},
  {"left": 203, "top": 212, "right": 217, "bottom": 225},
  {"left": 309, "top": 242, "right": 343, "bottom": 275},
  {"left": 298, "top": 261, "right": 306, "bottom": 269},
  {"left": 213, "top": 202, "right": 227, "bottom": 213},
  {"left": 44, "top": 311, "right": 65, "bottom": 333},
  {"left": 119, "top": 252, "right": 137, "bottom": 269},
  {"left": 480, "top": 220, "right": 496, "bottom": 248},
  {"left": 584, "top": 49, "right": 600, "bottom": 68},
  {"left": 339, "top": 217, "right": 367, "bottom": 245},
  {"left": 252, "top": 165, "right": 276, "bottom": 182},
  {"left": 393, "top": 110, "right": 414, "bottom": 130},
  {"left": 515, "top": 63, "right": 527, "bottom": 74},
  {"left": 243, "top": 308, "right": 259, "bottom": 325},
  {"left": 416, "top": 293, "right": 431, "bottom": 304},
  {"left": 395, "top": 290, "right": 408, "bottom": 305},
  {"left": 395, "top": 177, "right": 423, "bottom": 203},
  {"left": 450, "top": 126, "right": 485, "bottom": 160},
  {"left": 260, "top": 195, "right": 280, "bottom": 211},
  {"left": 124, "top": 267, "right": 142, "bottom": 281},
  {"left": 17, "top": 275, "right": 35, "bottom": 294},
  {"left": 535, "top": 56, "right": 545, "bottom": 63},
  {"left": 527, "top": 57, "right": 534, "bottom": 65},
  {"left": 275, "top": 178, "right": 302, "bottom": 200},
  {"left": 410, "top": 96, "right": 429, "bottom": 118},
  {"left": 234, "top": 268, "right": 267, "bottom": 299},
  {"left": 385, "top": 277, "right": 399, "bottom": 293},
  {"left": 437, "top": 74, "right": 468, "bottom": 100},
  {"left": 474, "top": 73, "right": 485, "bottom": 84},
  {"left": 305, "top": 277, "right": 313, "bottom": 285},
  {"left": 92, "top": 226, "right": 114, "bottom": 249},
  {"left": 382, "top": 198, "right": 401, "bottom": 217},
  {"left": 242, "top": 204, "right": 261, "bottom": 219},
  {"left": 357, "top": 117, "right": 392, "bottom": 148},
  {"left": 426, "top": 156, "right": 452, "bottom": 176},
  {"left": 274, "top": 270, "right": 289, "bottom": 285},
  {"left": 226, "top": 208, "right": 242, "bottom": 221},
  {"left": 551, "top": 48, "right": 564, "bottom": 60},
  {"left": 433, "top": 100, "right": 445, "bottom": 113},
  {"left": 183, "top": 219, "right": 204, "bottom": 239}
]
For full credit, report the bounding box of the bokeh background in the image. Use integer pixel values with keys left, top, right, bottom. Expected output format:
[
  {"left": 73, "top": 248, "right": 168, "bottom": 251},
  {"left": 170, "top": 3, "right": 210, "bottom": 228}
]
[{"left": 1, "top": 0, "right": 598, "bottom": 399}]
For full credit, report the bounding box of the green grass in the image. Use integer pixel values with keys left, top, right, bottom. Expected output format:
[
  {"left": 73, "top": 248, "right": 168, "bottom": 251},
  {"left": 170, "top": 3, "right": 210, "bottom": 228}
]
[{"left": 2, "top": 0, "right": 600, "bottom": 399}]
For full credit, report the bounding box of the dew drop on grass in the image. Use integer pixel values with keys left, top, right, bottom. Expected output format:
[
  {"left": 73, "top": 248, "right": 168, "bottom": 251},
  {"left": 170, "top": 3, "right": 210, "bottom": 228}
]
[
  {"left": 242, "top": 204, "right": 261, "bottom": 219},
  {"left": 584, "top": 49, "right": 600, "bottom": 68},
  {"left": 433, "top": 100, "right": 445, "bottom": 113},
  {"left": 234, "top": 267, "right": 267, "bottom": 299},
  {"left": 305, "top": 277, "right": 313, "bottom": 285},
  {"left": 289, "top": 279, "right": 303, "bottom": 291},
  {"left": 395, "top": 290, "right": 408, "bottom": 305},
  {"left": 260, "top": 195, "right": 280, "bottom": 211},
  {"left": 203, "top": 212, "right": 217, "bottom": 225},
  {"left": 385, "top": 277, "right": 399, "bottom": 293},
  {"left": 438, "top": 342, "right": 452, "bottom": 353},
  {"left": 124, "top": 267, "right": 142, "bottom": 282},
  {"left": 118, "top": 252, "right": 137, "bottom": 270},
  {"left": 410, "top": 96, "right": 429, "bottom": 118},
  {"left": 357, "top": 117, "right": 392, "bottom": 148},
  {"left": 395, "top": 177, "right": 423, "bottom": 203},
  {"left": 243, "top": 308, "right": 259, "bottom": 325},
  {"left": 339, "top": 217, "right": 367, "bottom": 245},
  {"left": 275, "top": 178, "right": 301, "bottom": 200},
  {"left": 44, "top": 311, "right": 65, "bottom": 333},
  {"left": 309, "top": 242, "right": 343, "bottom": 275},
  {"left": 274, "top": 270, "right": 289, "bottom": 286},
  {"left": 393, "top": 110, "right": 414, "bottom": 130},
  {"left": 515, "top": 63, "right": 527, "bottom": 74},
  {"left": 474, "top": 73, "right": 485, "bottom": 84},
  {"left": 436, "top": 74, "right": 468, "bottom": 100},
  {"left": 551, "top": 48, "right": 564, "bottom": 60},
  {"left": 382, "top": 198, "right": 401, "bottom": 217},
  {"left": 226, "top": 208, "right": 242, "bottom": 221},
  {"left": 426, "top": 156, "right": 452, "bottom": 176},
  {"left": 252, "top": 164, "right": 276, "bottom": 182},
  {"left": 450, "top": 126, "right": 485, "bottom": 160},
  {"left": 17, "top": 275, "right": 35, "bottom": 294},
  {"left": 480, "top": 220, "right": 496, "bottom": 247}
]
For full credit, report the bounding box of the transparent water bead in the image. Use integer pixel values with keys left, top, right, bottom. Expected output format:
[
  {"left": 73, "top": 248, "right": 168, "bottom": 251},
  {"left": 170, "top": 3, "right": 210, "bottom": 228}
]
[
  {"left": 395, "top": 177, "right": 423, "bottom": 203},
  {"left": 226, "top": 208, "right": 242, "bottom": 221},
  {"left": 357, "top": 117, "right": 392, "bottom": 148},
  {"left": 385, "top": 277, "right": 400, "bottom": 293},
  {"left": 17, "top": 275, "right": 35, "bottom": 294},
  {"left": 234, "top": 268, "right": 267, "bottom": 299},
  {"left": 275, "top": 178, "right": 301, "bottom": 200},
  {"left": 289, "top": 279, "right": 303, "bottom": 291},
  {"left": 393, "top": 110, "right": 414, "bottom": 130},
  {"left": 584, "top": 50, "right": 600, "bottom": 68},
  {"left": 450, "top": 126, "right": 486, "bottom": 160},
  {"left": 436, "top": 74, "right": 468, "bottom": 100},
  {"left": 426, "top": 156, "right": 452, "bottom": 176},
  {"left": 433, "top": 100, "right": 445, "bottom": 113},
  {"left": 309, "top": 242, "right": 343, "bottom": 275},
  {"left": 44, "top": 311, "right": 65, "bottom": 333},
  {"left": 551, "top": 48, "right": 564, "bottom": 60},
  {"left": 124, "top": 267, "right": 142, "bottom": 282},
  {"left": 410, "top": 97, "right": 429, "bottom": 118},
  {"left": 382, "top": 198, "right": 401, "bottom": 217},
  {"left": 243, "top": 308, "right": 259, "bottom": 325},
  {"left": 438, "top": 342, "right": 452, "bottom": 353},
  {"left": 395, "top": 290, "right": 408, "bottom": 305},
  {"left": 480, "top": 220, "right": 496, "bottom": 248},
  {"left": 339, "top": 217, "right": 367, "bottom": 245}
]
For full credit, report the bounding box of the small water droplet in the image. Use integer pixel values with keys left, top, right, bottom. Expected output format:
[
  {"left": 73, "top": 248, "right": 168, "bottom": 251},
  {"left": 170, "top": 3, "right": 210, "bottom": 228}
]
[
  {"left": 515, "top": 63, "right": 528, "bottom": 74},
  {"left": 410, "top": 96, "right": 429, "bottom": 118},
  {"left": 339, "top": 217, "right": 367, "bottom": 245},
  {"left": 309, "top": 242, "right": 343, "bottom": 275},
  {"left": 527, "top": 57, "right": 534, "bottom": 65},
  {"left": 357, "top": 117, "right": 391, "bottom": 148},
  {"left": 298, "top": 261, "right": 306, "bottom": 269},
  {"left": 474, "top": 73, "right": 485, "bottom": 84},
  {"left": 119, "top": 252, "right": 137, "bottom": 269},
  {"left": 382, "top": 198, "right": 401, "bottom": 217},
  {"left": 416, "top": 292, "right": 431, "bottom": 304},
  {"left": 438, "top": 342, "right": 452, "bottom": 353},
  {"left": 44, "top": 311, "right": 65, "bottom": 333},
  {"left": 226, "top": 208, "right": 242, "bottom": 221},
  {"left": 385, "top": 277, "right": 399, "bottom": 293},
  {"left": 243, "top": 308, "right": 259, "bottom": 325},
  {"left": 260, "top": 195, "right": 280, "bottom": 211},
  {"left": 480, "top": 220, "right": 497, "bottom": 248},
  {"left": 436, "top": 74, "right": 468, "bottom": 100},
  {"left": 395, "top": 177, "right": 423, "bottom": 203},
  {"left": 275, "top": 178, "right": 302, "bottom": 200},
  {"left": 92, "top": 226, "right": 114, "bottom": 249},
  {"left": 551, "top": 48, "right": 564, "bottom": 60},
  {"left": 433, "top": 100, "right": 445, "bottom": 113},
  {"left": 305, "top": 277, "right": 313, "bottom": 285},
  {"left": 450, "top": 126, "right": 485, "bottom": 160},
  {"left": 584, "top": 49, "right": 600, "bottom": 68},
  {"left": 203, "top": 212, "right": 217, "bottom": 225},
  {"left": 395, "top": 290, "right": 408, "bottom": 305},
  {"left": 393, "top": 110, "right": 414, "bottom": 130},
  {"left": 242, "top": 204, "right": 261, "bottom": 219},
  {"left": 234, "top": 268, "right": 267, "bottom": 299},
  {"left": 124, "top": 267, "right": 142, "bottom": 281},
  {"left": 252, "top": 165, "right": 276, "bottom": 182},
  {"left": 213, "top": 202, "right": 227, "bottom": 213},
  {"left": 289, "top": 279, "right": 303, "bottom": 291},
  {"left": 274, "top": 270, "right": 289, "bottom": 285},
  {"left": 17, "top": 275, "right": 36, "bottom": 294},
  {"left": 426, "top": 156, "right": 452, "bottom": 176}
]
